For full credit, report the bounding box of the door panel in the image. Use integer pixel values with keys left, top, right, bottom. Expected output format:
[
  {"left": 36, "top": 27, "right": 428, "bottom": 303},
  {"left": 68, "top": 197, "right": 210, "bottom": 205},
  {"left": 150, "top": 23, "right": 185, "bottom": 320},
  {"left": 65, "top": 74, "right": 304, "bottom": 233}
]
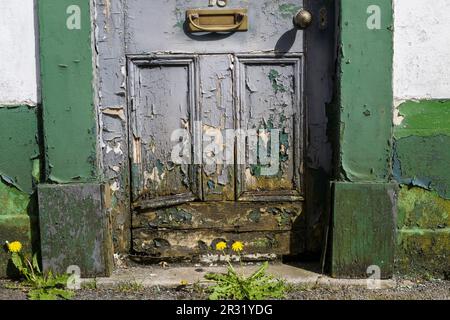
[
  {"left": 199, "top": 55, "right": 235, "bottom": 201},
  {"left": 235, "top": 56, "right": 304, "bottom": 201}
]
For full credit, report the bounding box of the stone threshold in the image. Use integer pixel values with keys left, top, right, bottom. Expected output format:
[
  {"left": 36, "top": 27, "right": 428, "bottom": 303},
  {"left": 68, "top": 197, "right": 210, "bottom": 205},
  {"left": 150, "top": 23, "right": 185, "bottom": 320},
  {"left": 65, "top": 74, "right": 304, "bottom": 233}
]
[{"left": 80, "top": 263, "right": 396, "bottom": 290}]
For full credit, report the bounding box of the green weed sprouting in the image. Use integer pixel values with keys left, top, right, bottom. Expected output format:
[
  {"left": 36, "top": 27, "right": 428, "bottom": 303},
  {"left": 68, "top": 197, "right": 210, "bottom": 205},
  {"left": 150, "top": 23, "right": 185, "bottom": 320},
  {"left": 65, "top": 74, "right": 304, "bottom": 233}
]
[
  {"left": 5, "top": 240, "right": 74, "bottom": 300},
  {"left": 205, "top": 241, "right": 287, "bottom": 300}
]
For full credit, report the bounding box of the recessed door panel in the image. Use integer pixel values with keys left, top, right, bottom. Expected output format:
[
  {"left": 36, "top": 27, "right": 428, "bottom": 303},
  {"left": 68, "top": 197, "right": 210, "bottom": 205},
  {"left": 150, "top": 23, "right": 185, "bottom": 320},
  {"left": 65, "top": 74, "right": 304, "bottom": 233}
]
[
  {"left": 128, "top": 57, "right": 200, "bottom": 208},
  {"left": 236, "top": 56, "right": 304, "bottom": 201}
]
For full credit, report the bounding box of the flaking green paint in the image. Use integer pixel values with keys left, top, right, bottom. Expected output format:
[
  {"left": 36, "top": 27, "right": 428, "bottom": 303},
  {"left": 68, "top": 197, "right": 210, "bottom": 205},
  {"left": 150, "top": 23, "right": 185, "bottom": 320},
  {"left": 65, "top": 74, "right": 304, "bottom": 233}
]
[
  {"left": 278, "top": 3, "right": 301, "bottom": 19},
  {"left": 329, "top": 0, "right": 395, "bottom": 278},
  {"left": 0, "top": 106, "right": 39, "bottom": 194},
  {"left": 394, "top": 135, "right": 450, "bottom": 199},
  {"left": 173, "top": 8, "right": 184, "bottom": 29},
  {"left": 395, "top": 100, "right": 450, "bottom": 139},
  {"left": 38, "top": 0, "right": 98, "bottom": 182},
  {"left": 394, "top": 100, "right": 450, "bottom": 198},
  {"left": 338, "top": 0, "right": 393, "bottom": 182},
  {"left": 0, "top": 105, "right": 40, "bottom": 278},
  {"left": 268, "top": 69, "right": 287, "bottom": 94}
]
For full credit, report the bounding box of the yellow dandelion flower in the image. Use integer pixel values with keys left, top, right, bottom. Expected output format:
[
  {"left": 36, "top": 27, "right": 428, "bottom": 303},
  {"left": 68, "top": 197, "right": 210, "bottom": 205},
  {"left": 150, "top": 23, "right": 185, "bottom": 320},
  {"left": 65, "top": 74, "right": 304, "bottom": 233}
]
[
  {"left": 180, "top": 280, "right": 189, "bottom": 286},
  {"left": 231, "top": 241, "right": 244, "bottom": 252},
  {"left": 215, "top": 241, "right": 227, "bottom": 251},
  {"left": 7, "top": 241, "right": 22, "bottom": 253}
]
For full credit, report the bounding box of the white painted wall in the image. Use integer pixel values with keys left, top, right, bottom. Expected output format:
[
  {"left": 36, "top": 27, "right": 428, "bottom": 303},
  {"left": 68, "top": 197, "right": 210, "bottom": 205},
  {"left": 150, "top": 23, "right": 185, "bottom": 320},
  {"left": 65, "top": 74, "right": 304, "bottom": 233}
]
[
  {"left": 0, "top": 0, "right": 449, "bottom": 105},
  {"left": 394, "top": 0, "right": 450, "bottom": 100},
  {"left": 0, "top": 0, "right": 38, "bottom": 105}
]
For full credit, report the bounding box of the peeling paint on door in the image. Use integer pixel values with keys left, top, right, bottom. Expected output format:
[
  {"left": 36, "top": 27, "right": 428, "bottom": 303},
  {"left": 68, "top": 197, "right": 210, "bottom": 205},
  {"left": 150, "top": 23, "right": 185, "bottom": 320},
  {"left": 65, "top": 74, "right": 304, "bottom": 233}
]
[
  {"left": 122, "top": 0, "right": 308, "bottom": 259},
  {"left": 93, "top": 0, "right": 335, "bottom": 260}
]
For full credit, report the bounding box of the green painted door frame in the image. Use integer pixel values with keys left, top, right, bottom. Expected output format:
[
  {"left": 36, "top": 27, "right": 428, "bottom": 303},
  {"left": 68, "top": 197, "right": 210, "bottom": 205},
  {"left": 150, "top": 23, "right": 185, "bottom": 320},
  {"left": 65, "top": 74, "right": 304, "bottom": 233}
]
[
  {"left": 330, "top": 0, "right": 396, "bottom": 278},
  {"left": 38, "top": 0, "right": 112, "bottom": 277}
]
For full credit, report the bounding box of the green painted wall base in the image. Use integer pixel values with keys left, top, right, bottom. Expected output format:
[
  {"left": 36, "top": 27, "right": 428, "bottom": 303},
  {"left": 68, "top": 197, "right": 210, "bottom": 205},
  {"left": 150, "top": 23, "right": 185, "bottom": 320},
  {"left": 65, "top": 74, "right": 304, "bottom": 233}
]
[
  {"left": 397, "top": 229, "right": 450, "bottom": 279},
  {"left": 38, "top": 183, "right": 113, "bottom": 277},
  {"left": 396, "top": 187, "right": 450, "bottom": 279},
  {"left": 0, "top": 106, "right": 40, "bottom": 194},
  {"left": 330, "top": 182, "right": 397, "bottom": 279},
  {"left": 0, "top": 215, "right": 37, "bottom": 278},
  {"left": 394, "top": 100, "right": 450, "bottom": 278}
]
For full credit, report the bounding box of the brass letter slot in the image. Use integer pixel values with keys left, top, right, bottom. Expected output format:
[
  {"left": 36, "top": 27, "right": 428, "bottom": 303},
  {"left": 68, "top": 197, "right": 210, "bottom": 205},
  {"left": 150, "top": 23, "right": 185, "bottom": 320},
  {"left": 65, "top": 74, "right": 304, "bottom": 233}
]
[{"left": 186, "top": 9, "right": 248, "bottom": 33}]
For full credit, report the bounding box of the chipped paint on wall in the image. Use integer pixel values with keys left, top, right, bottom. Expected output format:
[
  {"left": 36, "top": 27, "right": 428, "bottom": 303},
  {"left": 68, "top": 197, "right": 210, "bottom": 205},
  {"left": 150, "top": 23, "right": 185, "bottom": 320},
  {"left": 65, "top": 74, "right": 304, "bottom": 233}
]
[
  {"left": 394, "top": 100, "right": 450, "bottom": 139},
  {"left": 0, "top": 0, "right": 41, "bottom": 278},
  {"left": 397, "top": 187, "right": 449, "bottom": 230},
  {"left": 0, "top": 105, "right": 40, "bottom": 277},
  {"left": 393, "top": 100, "right": 450, "bottom": 200},
  {"left": 396, "top": 186, "right": 450, "bottom": 278},
  {"left": 394, "top": 135, "right": 450, "bottom": 199},
  {"left": 278, "top": 3, "right": 301, "bottom": 20},
  {"left": 392, "top": 0, "right": 450, "bottom": 277},
  {"left": 0, "top": 181, "right": 31, "bottom": 217},
  {"left": 0, "top": 106, "right": 40, "bottom": 194}
]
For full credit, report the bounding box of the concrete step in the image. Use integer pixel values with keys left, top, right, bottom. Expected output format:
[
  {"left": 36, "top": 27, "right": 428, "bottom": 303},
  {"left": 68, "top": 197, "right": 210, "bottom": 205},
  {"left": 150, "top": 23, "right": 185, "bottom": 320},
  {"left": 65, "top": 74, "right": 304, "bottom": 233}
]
[{"left": 81, "top": 263, "right": 396, "bottom": 290}]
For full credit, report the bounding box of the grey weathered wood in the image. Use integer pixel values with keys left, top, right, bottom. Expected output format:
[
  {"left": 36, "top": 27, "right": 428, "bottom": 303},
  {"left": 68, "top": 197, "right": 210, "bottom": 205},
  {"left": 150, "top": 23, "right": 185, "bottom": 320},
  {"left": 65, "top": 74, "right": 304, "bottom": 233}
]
[
  {"left": 133, "top": 202, "right": 304, "bottom": 232},
  {"left": 94, "top": 0, "right": 131, "bottom": 253},
  {"left": 128, "top": 56, "right": 201, "bottom": 205},
  {"left": 125, "top": 0, "right": 305, "bottom": 54},
  {"left": 121, "top": 0, "right": 312, "bottom": 258},
  {"left": 133, "top": 229, "right": 294, "bottom": 258},
  {"left": 235, "top": 55, "right": 304, "bottom": 200}
]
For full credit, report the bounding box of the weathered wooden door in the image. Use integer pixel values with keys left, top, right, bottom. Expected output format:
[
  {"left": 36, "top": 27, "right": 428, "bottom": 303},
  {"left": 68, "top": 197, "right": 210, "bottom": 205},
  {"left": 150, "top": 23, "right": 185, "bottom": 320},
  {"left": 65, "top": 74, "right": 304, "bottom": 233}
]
[{"left": 127, "top": 0, "right": 307, "bottom": 260}]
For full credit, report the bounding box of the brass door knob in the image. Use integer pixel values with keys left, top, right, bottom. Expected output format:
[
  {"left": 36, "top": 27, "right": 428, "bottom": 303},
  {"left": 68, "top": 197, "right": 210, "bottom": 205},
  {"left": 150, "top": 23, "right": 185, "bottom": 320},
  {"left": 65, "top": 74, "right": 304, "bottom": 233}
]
[{"left": 294, "top": 9, "right": 313, "bottom": 29}]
